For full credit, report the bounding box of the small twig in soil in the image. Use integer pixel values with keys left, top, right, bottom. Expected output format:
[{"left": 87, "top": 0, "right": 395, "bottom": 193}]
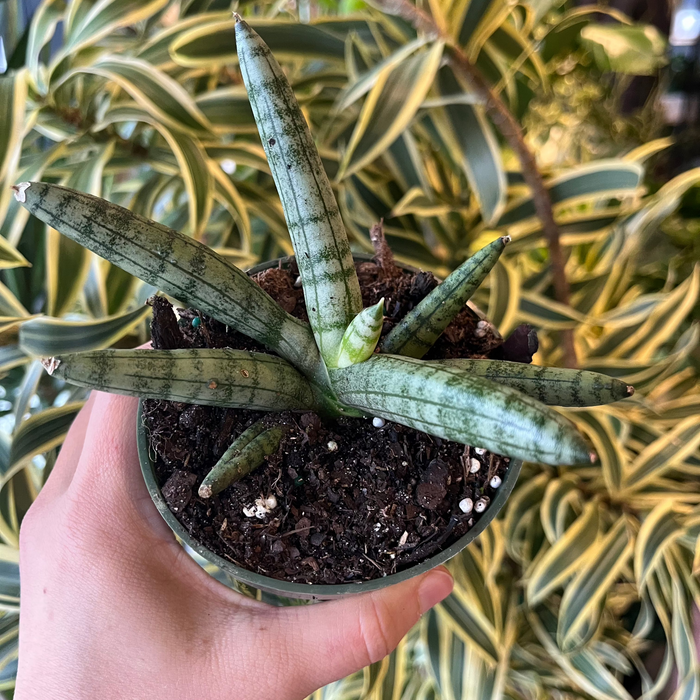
[
  {"left": 370, "top": 219, "right": 402, "bottom": 278},
  {"left": 369, "top": 0, "right": 578, "bottom": 368}
]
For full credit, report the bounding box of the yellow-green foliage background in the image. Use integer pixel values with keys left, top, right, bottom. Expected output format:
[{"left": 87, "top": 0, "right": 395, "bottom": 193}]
[{"left": 0, "top": 0, "right": 699, "bottom": 698}]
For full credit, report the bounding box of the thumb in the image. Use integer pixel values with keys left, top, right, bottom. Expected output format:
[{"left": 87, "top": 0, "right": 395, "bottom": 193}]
[{"left": 279, "top": 566, "right": 453, "bottom": 694}]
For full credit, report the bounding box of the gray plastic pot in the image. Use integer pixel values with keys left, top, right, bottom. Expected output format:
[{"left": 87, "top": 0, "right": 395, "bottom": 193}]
[{"left": 137, "top": 254, "right": 523, "bottom": 600}]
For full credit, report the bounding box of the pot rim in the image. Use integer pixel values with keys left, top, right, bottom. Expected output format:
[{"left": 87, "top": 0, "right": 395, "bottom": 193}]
[{"left": 137, "top": 253, "right": 523, "bottom": 599}]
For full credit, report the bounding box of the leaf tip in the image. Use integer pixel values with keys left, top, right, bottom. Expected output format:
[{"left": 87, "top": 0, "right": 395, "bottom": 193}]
[
  {"left": 199, "top": 483, "right": 213, "bottom": 499},
  {"left": 41, "top": 357, "right": 61, "bottom": 376},
  {"left": 589, "top": 451, "right": 598, "bottom": 464},
  {"left": 501, "top": 235, "right": 511, "bottom": 245},
  {"left": 12, "top": 182, "right": 31, "bottom": 203},
  {"left": 232, "top": 11, "right": 242, "bottom": 22},
  {"left": 626, "top": 385, "right": 635, "bottom": 396}
]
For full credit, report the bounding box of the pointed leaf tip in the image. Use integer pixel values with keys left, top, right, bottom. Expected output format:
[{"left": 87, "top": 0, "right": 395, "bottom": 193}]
[
  {"left": 627, "top": 385, "right": 635, "bottom": 396},
  {"left": 41, "top": 357, "right": 61, "bottom": 375},
  {"left": 502, "top": 235, "right": 511, "bottom": 244},
  {"left": 590, "top": 452, "right": 598, "bottom": 464},
  {"left": 232, "top": 12, "right": 242, "bottom": 22},
  {"left": 335, "top": 299, "right": 385, "bottom": 369},
  {"left": 12, "top": 182, "right": 31, "bottom": 203}
]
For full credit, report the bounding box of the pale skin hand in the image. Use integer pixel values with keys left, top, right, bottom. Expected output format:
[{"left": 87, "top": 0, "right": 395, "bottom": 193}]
[{"left": 16, "top": 392, "right": 454, "bottom": 699}]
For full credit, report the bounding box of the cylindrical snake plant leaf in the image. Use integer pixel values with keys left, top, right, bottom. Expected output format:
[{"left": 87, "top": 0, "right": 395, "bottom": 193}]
[
  {"left": 430, "top": 359, "right": 634, "bottom": 407},
  {"left": 41, "top": 348, "right": 316, "bottom": 412},
  {"left": 199, "top": 422, "right": 287, "bottom": 498},
  {"left": 234, "top": 15, "right": 363, "bottom": 366},
  {"left": 380, "top": 236, "right": 510, "bottom": 358},
  {"left": 12, "top": 182, "right": 322, "bottom": 380},
  {"left": 330, "top": 354, "right": 593, "bottom": 465},
  {"left": 334, "top": 298, "right": 385, "bottom": 369}
]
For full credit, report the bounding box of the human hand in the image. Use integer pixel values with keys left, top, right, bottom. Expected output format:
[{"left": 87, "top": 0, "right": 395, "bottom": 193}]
[{"left": 16, "top": 391, "right": 453, "bottom": 699}]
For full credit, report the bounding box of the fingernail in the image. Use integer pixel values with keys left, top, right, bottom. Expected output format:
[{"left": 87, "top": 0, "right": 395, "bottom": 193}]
[{"left": 418, "top": 567, "right": 453, "bottom": 614}]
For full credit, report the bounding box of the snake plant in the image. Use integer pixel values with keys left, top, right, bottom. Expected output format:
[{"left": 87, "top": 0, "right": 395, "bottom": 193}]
[{"left": 12, "top": 16, "right": 635, "bottom": 498}]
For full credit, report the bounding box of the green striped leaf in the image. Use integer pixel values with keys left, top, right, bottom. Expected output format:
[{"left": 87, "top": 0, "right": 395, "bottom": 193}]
[
  {"left": 540, "top": 474, "right": 582, "bottom": 543},
  {"left": 336, "top": 37, "right": 429, "bottom": 113},
  {"left": 0, "top": 347, "right": 29, "bottom": 374},
  {"left": 496, "top": 160, "right": 644, "bottom": 228},
  {"left": 0, "top": 71, "right": 27, "bottom": 188},
  {"left": 438, "top": 592, "right": 500, "bottom": 665},
  {"left": 338, "top": 41, "right": 444, "bottom": 179},
  {"left": 15, "top": 182, "right": 322, "bottom": 381},
  {"left": 63, "top": 0, "right": 169, "bottom": 53},
  {"left": 431, "top": 360, "right": 632, "bottom": 407},
  {"left": 196, "top": 86, "right": 256, "bottom": 134},
  {"left": 635, "top": 500, "right": 683, "bottom": 591},
  {"left": 236, "top": 17, "right": 362, "bottom": 366},
  {"left": 46, "top": 141, "right": 114, "bottom": 317},
  {"left": 381, "top": 237, "right": 508, "bottom": 358},
  {"left": 100, "top": 106, "right": 213, "bottom": 238},
  {"left": 331, "top": 354, "right": 591, "bottom": 465},
  {"left": 8, "top": 402, "right": 84, "bottom": 476},
  {"left": 526, "top": 501, "right": 599, "bottom": 606},
  {"left": 19, "top": 305, "right": 150, "bottom": 357},
  {"left": 519, "top": 290, "right": 589, "bottom": 330},
  {"left": 136, "top": 11, "right": 230, "bottom": 65},
  {"left": 529, "top": 609, "right": 634, "bottom": 700},
  {"left": 571, "top": 411, "right": 626, "bottom": 493},
  {"left": 624, "top": 417, "right": 700, "bottom": 491},
  {"left": 557, "top": 517, "right": 633, "bottom": 652},
  {"left": 61, "top": 56, "right": 211, "bottom": 135},
  {"left": 46, "top": 348, "right": 317, "bottom": 412},
  {"left": 26, "top": 0, "right": 66, "bottom": 94},
  {"left": 12, "top": 361, "right": 43, "bottom": 436},
  {"left": 171, "top": 19, "right": 357, "bottom": 68},
  {"left": 0, "top": 142, "right": 68, "bottom": 248},
  {"left": 487, "top": 259, "right": 519, "bottom": 335},
  {"left": 436, "top": 66, "right": 506, "bottom": 225}
]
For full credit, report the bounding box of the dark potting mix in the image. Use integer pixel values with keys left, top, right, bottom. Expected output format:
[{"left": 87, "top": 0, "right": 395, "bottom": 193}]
[{"left": 143, "top": 251, "right": 534, "bottom": 585}]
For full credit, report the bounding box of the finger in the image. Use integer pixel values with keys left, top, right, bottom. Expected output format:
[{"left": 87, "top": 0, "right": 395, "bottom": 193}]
[
  {"left": 40, "top": 393, "right": 96, "bottom": 498},
  {"left": 272, "top": 566, "right": 453, "bottom": 695}
]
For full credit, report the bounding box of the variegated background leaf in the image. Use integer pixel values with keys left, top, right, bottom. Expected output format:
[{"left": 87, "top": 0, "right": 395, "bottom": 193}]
[{"left": 0, "top": 0, "right": 695, "bottom": 698}]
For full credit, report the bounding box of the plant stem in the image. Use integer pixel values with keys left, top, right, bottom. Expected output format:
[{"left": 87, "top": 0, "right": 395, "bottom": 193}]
[{"left": 370, "top": 0, "right": 578, "bottom": 368}]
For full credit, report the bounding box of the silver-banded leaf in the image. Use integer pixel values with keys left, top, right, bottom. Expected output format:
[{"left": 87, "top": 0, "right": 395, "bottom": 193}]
[
  {"left": 334, "top": 298, "right": 384, "bottom": 369},
  {"left": 430, "top": 359, "right": 633, "bottom": 407},
  {"left": 330, "top": 354, "right": 592, "bottom": 465},
  {"left": 14, "top": 182, "right": 322, "bottom": 379},
  {"left": 44, "top": 349, "right": 316, "bottom": 412},
  {"left": 236, "top": 17, "right": 362, "bottom": 365},
  {"left": 381, "top": 237, "right": 509, "bottom": 359},
  {"left": 19, "top": 306, "right": 150, "bottom": 356},
  {"left": 199, "top": 422, "right": 286, "bottom": 497}
]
